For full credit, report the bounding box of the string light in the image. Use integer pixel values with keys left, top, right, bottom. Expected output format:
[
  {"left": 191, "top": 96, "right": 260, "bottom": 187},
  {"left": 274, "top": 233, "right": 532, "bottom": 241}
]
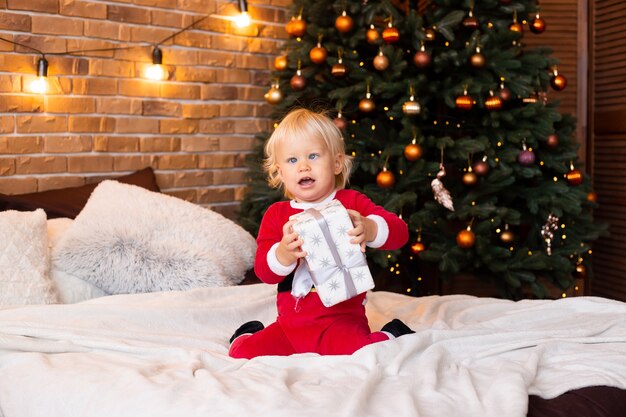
[
  {"left": 144, "top": 47, "right": 167, "bottom": 81},
  {"left": 28, "top": 57, "right": 48, "bottom": 94},
  {"left": 233, "top": 0, "right": 251, "bottom": 28}
]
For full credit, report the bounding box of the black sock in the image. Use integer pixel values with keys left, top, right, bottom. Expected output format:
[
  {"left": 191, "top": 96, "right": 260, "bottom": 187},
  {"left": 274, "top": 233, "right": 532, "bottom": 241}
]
[
  {"left": 229, "top": 320, "right": 265, "bottom": 344},
  {"left": 381, "top": 319, "right": 415, "bottom": 338}
]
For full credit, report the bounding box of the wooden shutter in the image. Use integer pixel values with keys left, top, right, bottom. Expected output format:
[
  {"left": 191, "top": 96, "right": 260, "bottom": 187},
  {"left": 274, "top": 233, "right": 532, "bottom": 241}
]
[{"left": 589, "top": 0, "right": 626, "bottom": 301}]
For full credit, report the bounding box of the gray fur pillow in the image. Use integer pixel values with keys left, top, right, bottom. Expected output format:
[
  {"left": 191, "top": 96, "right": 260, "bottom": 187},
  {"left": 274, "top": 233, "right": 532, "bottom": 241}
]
[{"left": 52, "top": 181, "right": 256, "bottom": 294}]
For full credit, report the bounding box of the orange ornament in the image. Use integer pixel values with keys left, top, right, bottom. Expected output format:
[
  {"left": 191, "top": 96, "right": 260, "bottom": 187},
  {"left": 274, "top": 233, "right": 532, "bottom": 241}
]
[
  {"left": 587, "top": 191, "right": 598, "bottom": 203},
  {"left": 376, "top": 169, "right": 395, "bottom": 188},
  {"left": 509, "top": 22, "right": 524, "bottom": 33},
  {"left": 274, "top": 55, "right": 288, "bottom": 71},
  {"left": 358, "top": 98, "right": 375, "bottom": 113},
  {"left": 410, "top": 241, "right": 426, "bottom": 255},
  {"left": 287, "top": 18, "right": 307, "bottom": 37},
  {"left": 456, "top": 228, "right": 475, "bottom": 249},
  {"left": 335, "top": 12, "right": 354, "bottom": 33},
  {"left": 462, "top": 171, "right": 478, "bottom": 186},
  {"left": 529, "top": 16, "right": 546, "bottom": 34},
  {"left": 366, "top": 25, "right": 379, "bottom": 44},
  {"left": 309, "top": 44, "right": 327, "bottom": 64},
  {"left": 550, "top": 73, "right": 567, "bottom": 91},
  {"left": 485, "top": 94, "right": 503, "bottom": 110},
  {"left": 404, "top": 143, "right": 423, "bottom": 161}
]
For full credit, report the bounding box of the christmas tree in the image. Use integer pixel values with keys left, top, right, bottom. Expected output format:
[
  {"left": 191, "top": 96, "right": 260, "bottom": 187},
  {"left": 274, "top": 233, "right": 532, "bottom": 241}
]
[{"left": 239, "top": 0, "right": 608, "bottom": 299}]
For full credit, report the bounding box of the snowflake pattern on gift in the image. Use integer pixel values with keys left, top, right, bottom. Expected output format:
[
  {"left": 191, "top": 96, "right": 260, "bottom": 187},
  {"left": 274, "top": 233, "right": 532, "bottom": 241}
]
[
  {"left": 329, "top": 279, "right": 340, "bottom": 291},
  {"left": 311, "top": 234, "right": 322, "bottom": 246}
]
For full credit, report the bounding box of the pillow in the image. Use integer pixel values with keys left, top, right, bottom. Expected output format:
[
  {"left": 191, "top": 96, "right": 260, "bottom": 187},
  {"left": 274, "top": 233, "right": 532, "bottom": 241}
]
[
  {"left": 47, "top": 218, "right": 108, "bottom": 304},
  {"left": 52, "top": 181, "right": 257, "bottom": 294},
  {"left": 0, "top": 209, "right": 58, "bottom": 305},
  {"left": 0, "top": 167, "right": 160, "bottom": 219}
]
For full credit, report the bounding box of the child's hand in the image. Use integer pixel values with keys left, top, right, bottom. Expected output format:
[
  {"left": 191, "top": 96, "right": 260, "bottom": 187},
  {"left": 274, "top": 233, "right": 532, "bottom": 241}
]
[
  {"left": 275, "top": 220, "right": 307, "bottom": 266},
  {"left": 347, "top": 210, "right": 377, "bottom": 252}
]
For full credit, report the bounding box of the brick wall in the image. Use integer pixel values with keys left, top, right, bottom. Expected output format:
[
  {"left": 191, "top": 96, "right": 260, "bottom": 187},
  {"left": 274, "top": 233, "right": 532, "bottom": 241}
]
[{"left": 0, "top": 0, "right": 288, "bottom": 218}]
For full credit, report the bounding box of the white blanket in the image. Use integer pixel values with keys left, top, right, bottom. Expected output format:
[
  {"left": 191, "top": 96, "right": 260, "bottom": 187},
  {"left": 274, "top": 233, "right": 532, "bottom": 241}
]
[{"left": 0, "top": 284, "right": 625, "bottom": 417}]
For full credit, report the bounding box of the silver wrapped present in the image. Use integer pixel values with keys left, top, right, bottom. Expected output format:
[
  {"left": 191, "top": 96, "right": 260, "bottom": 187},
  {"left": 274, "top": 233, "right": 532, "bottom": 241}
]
[{"left": 290, "top": 200, "right": 375, "bottom": 307}]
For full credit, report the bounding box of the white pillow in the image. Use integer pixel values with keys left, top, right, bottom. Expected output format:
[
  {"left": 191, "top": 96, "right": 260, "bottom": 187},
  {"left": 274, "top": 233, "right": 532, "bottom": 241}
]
[
  {"left": 47, "top": 218, "right": 108, "bottom": 304},
  {"left": 52, "top": 181, "right": 257, "bottom": 294},
  {"left": 0, "top": 209, "right": 58, "bottom": 305}
]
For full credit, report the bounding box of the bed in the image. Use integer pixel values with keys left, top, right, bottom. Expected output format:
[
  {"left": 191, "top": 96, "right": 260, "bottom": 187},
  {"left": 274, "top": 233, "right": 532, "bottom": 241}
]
[{"left": 1, "top": 173, "right": 625, "bottom": 417}]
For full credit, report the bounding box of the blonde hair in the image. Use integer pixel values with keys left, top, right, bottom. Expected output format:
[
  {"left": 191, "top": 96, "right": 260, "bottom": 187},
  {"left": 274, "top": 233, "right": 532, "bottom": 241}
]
[{"left": 264, "top": 108, "right": 353, "bottom": 197}]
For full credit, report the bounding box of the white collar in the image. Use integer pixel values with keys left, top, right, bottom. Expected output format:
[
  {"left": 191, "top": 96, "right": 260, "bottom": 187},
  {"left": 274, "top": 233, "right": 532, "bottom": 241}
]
[{"left": 290, "top": 190, "right": 337, "bottom": 210}]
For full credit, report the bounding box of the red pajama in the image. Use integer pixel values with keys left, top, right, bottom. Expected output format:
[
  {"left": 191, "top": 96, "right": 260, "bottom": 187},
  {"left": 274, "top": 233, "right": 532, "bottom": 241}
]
[{"left": 229, "top": 189, "right": 408, "bottom": 359}]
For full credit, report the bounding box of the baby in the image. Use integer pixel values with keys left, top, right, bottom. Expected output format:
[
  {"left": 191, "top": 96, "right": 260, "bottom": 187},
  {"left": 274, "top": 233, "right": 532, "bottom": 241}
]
[{"left": 229, "top": 108, "right": 413, "bottom": 359}]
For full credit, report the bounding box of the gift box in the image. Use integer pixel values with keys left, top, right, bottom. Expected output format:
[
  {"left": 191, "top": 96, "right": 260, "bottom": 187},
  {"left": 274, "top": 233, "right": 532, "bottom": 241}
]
[{"left": 290, "top": 200, "right": 375, "bottom": 307}]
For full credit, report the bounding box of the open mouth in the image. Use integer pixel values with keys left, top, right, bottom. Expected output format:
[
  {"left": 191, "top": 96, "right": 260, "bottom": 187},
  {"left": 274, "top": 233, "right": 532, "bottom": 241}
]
[{"left": 298, "top": 177, "right": 315, "bottom": 186}]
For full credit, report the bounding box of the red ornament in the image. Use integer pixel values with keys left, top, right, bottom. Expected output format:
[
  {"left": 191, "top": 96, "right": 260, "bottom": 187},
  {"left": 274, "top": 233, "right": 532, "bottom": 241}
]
[
  {"left": 456, "top": 93, "right": 473, "bottom": 110},
  {"left": 529, "top": 16, "right": 546, "bottom": 34},
  {"left": 333, "top": 116, "right": 347, "bottom": 130},
  {"left": 413, "top": 49, "right": 431, "bottom": 68},
  {"left": 382, "top": 24, "right": 399, "bottom": 44},
  {"left": 473, "top": 159, "right": 489, "bottom": 176},
  {"left": 550, "top": 73, "right": 568, "bottom": 91},
  {"left": 499, "top": 86, "right": 512, "bottom": 101},
  {"left": 546, "top": 134, "right": 559, "bottom": 149},
  {"left": 566, "top": 168, "right": 583, "bottom": 186},
  {"left": 290, "top": 73, "right": 306, "bottom": 90},
  {"left": 485, "top": 94, "right": 503, "bottom": 110}
]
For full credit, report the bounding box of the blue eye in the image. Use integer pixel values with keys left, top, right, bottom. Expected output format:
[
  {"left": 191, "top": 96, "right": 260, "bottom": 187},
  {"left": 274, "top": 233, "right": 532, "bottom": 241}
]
[
  {"left": 287, "top": 157, "right": 297, "bottom": 164},
  {"left": 308, "top": 153, "right": 319, "bottom": 160}
]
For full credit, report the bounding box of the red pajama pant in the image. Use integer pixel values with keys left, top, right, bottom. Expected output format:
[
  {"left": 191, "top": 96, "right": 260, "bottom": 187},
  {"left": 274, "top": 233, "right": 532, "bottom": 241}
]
[{"left": 229, "top": 291, "right": 389, "bottom": 359}]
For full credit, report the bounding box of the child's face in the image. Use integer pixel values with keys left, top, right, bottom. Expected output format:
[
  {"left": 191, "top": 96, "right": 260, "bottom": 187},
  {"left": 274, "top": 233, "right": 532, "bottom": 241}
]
[{"left": 276, "top": 134, "right": 343, "bottom": 203}]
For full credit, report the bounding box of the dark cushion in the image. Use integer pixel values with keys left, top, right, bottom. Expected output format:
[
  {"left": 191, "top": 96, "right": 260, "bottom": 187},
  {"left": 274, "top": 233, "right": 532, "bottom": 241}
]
[
  {"left": 528, "top": 386, "right": 626, "bottom": 417},
  {"left": 0, "top": 167, "right": 160, "bottom": 219}
]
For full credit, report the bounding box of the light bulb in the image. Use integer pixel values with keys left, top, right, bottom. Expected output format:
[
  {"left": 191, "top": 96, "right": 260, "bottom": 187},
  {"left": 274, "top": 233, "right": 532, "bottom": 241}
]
[
  {"left": 144, "top": 47, "right": 167, "bottom": 80},
  {"left": 29, "top": 76, "right": 48, "bottom": 94},
  {"left": 234, "top": 11, "right": 251, "bottom": 28},
  {"left": 29, "top": 57, "right": 49, "bottom": 94},
  {"left": 145, "top": 64, "right": 166, "bottom": 80}
]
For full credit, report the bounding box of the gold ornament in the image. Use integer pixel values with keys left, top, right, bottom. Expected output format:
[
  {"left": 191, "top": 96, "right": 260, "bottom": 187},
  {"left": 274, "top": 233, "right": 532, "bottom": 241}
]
[
  {"left": 274, "top": 55, "right": 288, "bottom": 71},
  {"left": 331, "top": 62, "right": 348, "bottom": 78},
  {"left": 500, "top": 224, "right": 514, "bottom": 243},
  {"left": 376, "top": 168, "right": 395, "bottom": 188},
  {"left": 358, "top": 98, "right": 375, "bottom": 113},
  {"left": 264, "top": 83, "right": 283, "bottom": 105},
  {"left": 366, "top": 25, "right": 379, "bottom": 44},
  {"left": 485, "top": 92, "right": 503, "bottom": 110},
  {"left": 462, "top": 170, "right": 478, "bottom": 186},
  {"left": 402, "top": 95, "right": 421, "bottom": 116},
  {"left": 509, "top": 21, "right": 523, "bottom": 33},
  {"left": 456, "top": 226, "right": 475, "bottom": 249},
  {"left": 573, "top": 263, "right": 587, "bottom": 280},
  {"left": 424, "top": 28, "right": 436, "bottom": 41},
  {"left": 335, "top": 11, "right": 354, "bottom": 33},
  {"left": 470, "top": 47, "right": 486, "bottom": 68}
]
